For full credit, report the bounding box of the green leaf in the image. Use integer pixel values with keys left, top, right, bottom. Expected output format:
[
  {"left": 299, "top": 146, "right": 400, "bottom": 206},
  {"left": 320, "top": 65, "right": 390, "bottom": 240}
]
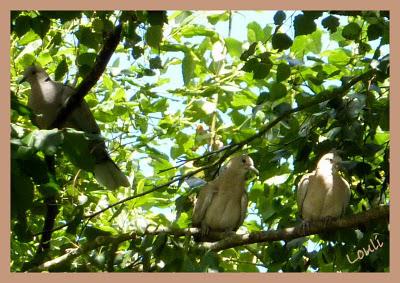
[
  {"left": 207, "top": 12, "right": 229, "bottom": 25},
  {"left": 263, "top": 24, "right": 273, "bottom": 39},
  {"left": 145, "top": 25, "right": 163, "bottom": 48},
  {"left": 102, "top": 74, "right": 114, "bottom": 90},
  {"left": 54, "top": 59, "right": 68, "bottom": 81},
  {"left": 273, "top": 102, "right": 291, "bottom": 115},
  {"left": 380, "top": 22, "right": 389, "bottom": 45},
  {"left": 276, "top": 63, "right": 291, "bottom": 82},
  {"left": 147, "top": 11, "right": 168, "bottom": 26},
  {"left": 342, "top": 22, "right": 361, "bottom": 40},
  {"left": 75, "top": 26, "right": 100, "bottom": 49},
  {"left": 354, "top": 162, "right": 372, "bottom": 177},
  {"left": 324, "top": 48, "right": 351, "bottom": 67},
  {"left": 38, "top": 181, "right": 59, "bottom": 198},
  {"left": 92, "top": 18, "right": 104, "bottom": 33},
  {"left": 271, "top": 33, "right": 293, "bottom": 51},
  {"left": 173, "top": 11, "right": 192, "bottom": 24},
  {"left": 374, "top": 131, "right": 389, "bottom": 145},
  {"left": 253, "top": 62, "right": 271, "bottom": 80},
  {"left": 182, "top": 51, "right": 195, "bottom": 86},
  {"left": 39, "top": 11, "right": 81, "bottom": 23},
  {"left": 180, "top": 25, "right": 217, "bottom": 38},
  {"left": 131, "top": 46, "right": 144, "bottom": 59},
  {"left": 225, "top": 37, "right": 242, "bottom": 58},
  {"left": 62, "top": 129, "right": 97, "bottom": 172},
  {"left": 17, "top": 154, "right": 49, "bottom": 185},
  {"left": 240, "top": 42, "right": 257, "bottom": 61},
  {"left": 11, "top": 95, "right": 32, "bottom": 117},
  {"left": 77, "top": 52, "right": 97, "bottom": 68},
  {"left": 18, "top": 31, "right": 40, "bottom": 47},
  {"left": 367, "top": 23, "right": 383, "bottom": 41},
  {"left": 247, "top": 21, "right": 265, "bottom": 43},
  {"left": 231, "top": 92, "right": 256, "bottom": 108},
  {"left": 37, "top": 51, "right": 52, "bottom": 66},
  {"left": 152, "top": 233, "right": 168, "bottom": 257},
  {"left": 13, "top": 220, "right": 33, "bottom": 242},
  {"left": 273, "top": 11, "right": 286, "bottom": 25},
  {"left": 66, "top": 206, "right": 84, "bottom": 235},
  {"left": 31, "top": 16, "right": 50, "bottom": 38},
  {"left": 294, "top": 14, "right": 316, "bottom": 36},
  {"left": 18, "top": 53, "right": 36, "bottom": 68},
  {"left": 303, "top": 11, "right": 322, "bottom": 19},
  {"left": 322, "top": 15, "right": 340, "bottom": 33},
  {"left": 14, "top": 15, "right": 31, "bottom": 37},
  {"left": 269, "top": 82, "right": 287, "bottom": 100},
  {"left": 22, "top": 129, "right": 63, "bottom": 155},
  {"left": 149, "top": 56, "right": 163, "bottom": 69},
  {"left": 291, "top": 30, "right": 322, "bottom": 59},
  {"left": 11, "top": 160, "right": 34, "bottom": 217},
  {"left": 241, "top": 58, "right": 258, "bottom": 72},
  {"left": 256, "top": 91, "right": 269, "bottom": 105},
  {"left": 144, "top": 68, "right": 156, "bottom": 76},
  {"left": 84, "top": 226, "right": 115, "bottom": 241}
]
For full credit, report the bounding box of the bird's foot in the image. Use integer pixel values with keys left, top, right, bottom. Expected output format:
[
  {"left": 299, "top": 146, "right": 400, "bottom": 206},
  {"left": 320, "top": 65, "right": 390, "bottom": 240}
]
[
  {"left": 201, "top": 224, "right": 210, "bottom": 238},
  {"left": 300, "top": 220, "right": 311, "bottom": 235},
  {"left": 322, "top": 216, "right": 337, "bottom": 228}
]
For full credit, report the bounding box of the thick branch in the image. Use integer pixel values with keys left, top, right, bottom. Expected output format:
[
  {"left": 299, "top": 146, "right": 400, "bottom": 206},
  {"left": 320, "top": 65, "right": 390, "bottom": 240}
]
[
  {"left": 49, "top": 24, "right": 123, "bottom": 129},
  {"left": 30, "top": 206, "right": 388, "bottom": 271}
]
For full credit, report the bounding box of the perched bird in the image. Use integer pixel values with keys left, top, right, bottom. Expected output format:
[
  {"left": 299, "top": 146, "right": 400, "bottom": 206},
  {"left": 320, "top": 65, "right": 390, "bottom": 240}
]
[
  {"left": 20, "top": 65, "right": 130, "bottom": 189},
  {"left": 297, "top": 152, "right": 350, "bottom": 222},
  {"left": 192, "top": 154, "right": 259, "bottom": 241}
]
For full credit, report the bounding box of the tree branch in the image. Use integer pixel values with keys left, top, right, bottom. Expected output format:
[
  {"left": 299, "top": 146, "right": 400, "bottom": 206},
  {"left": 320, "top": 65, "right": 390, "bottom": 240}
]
[
  {"left": 205, "top": 205, "right": 388, "bottom": 251},
  {"left": 158, "top": 68, "right": 377, "bottom": 174},
  {"left": 35, "top": 68, "right": 379, "bottom": 237},
  {"left": 33, "top": 157, "right": 228, "bottom": 236},
  {"left": 221, "top": 68, "right": 377, "bottom": 154},
  {"left": 48, "top": 23, "right": 123, "bottom": 129},
  {"left": 29, "top": 205, "right": 388, "bottom": 272}
]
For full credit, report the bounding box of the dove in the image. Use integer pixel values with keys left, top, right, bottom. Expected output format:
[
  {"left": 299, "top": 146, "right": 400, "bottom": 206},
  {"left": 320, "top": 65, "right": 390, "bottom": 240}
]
[
  {"left": 20, "top": 65, "right": 130, "bottom": 189},
  {"left": 192, "top": 154, "right": 259, "bottom": 241},
  {"left": 297, "top": 152, "right": 350, "bottom": 223}
]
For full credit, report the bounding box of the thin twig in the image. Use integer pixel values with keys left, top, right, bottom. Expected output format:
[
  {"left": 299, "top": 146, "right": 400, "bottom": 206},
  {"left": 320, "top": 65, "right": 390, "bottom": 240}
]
[{"left": 34, "top": 69, "right": 377, "bottom": 237}]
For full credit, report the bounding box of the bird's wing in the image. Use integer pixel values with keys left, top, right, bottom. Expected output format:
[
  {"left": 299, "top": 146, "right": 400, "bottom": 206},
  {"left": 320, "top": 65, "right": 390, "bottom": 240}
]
[
  {"left": 56, "top": 83, "right": 101, "bottom": 134},
  {"left": 297, "top": 172, "right": 313, "bottom": 216},
  {"left": 57, "top": 83, "right": 109, "bottom": 164},
  {"left": 69, "top": 101, "right": 101, "bottom": 134},
  {"left": 235, "top": 191, "right": 248, "bottom": 231},
  {"left": 192, "top": 181, "right": 218, "bottom": 227}
]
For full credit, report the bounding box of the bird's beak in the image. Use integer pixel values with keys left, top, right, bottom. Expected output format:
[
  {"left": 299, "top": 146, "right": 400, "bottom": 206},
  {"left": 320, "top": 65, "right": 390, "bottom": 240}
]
[{"left": 248, "top": 166, "right": 259, "bottom": 175}]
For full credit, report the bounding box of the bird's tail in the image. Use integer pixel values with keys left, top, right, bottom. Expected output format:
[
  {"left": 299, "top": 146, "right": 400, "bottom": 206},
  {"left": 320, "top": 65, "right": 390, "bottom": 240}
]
[{"left": 94, "top": 159, "right": 130, "bottom": 189}]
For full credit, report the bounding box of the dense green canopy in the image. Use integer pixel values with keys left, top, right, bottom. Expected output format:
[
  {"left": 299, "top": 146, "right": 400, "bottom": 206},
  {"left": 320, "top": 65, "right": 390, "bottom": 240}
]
[{"left": 10, "top": 10, "right": 389, "bottom": 272}]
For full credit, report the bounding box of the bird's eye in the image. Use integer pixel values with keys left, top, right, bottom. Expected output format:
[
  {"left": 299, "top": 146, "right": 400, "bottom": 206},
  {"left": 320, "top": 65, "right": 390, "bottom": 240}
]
[{"left": 241, "top": 158, "right": 246, "bottom": 164}]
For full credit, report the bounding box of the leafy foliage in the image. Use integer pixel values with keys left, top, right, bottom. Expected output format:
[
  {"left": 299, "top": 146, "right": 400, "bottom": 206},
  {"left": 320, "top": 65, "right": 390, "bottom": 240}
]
[{"left": 10, "top": 10, "right": 389, "bottom": 272}]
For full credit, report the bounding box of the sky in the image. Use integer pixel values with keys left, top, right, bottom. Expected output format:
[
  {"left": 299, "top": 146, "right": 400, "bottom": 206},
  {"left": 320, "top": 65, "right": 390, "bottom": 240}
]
[
  {"left": 126, "top": 11, "right": 322, "bottom": 271},
  {"left": 124, "top": 11, "right": 339, "bottom": 177},
  {"left": 124, "top": 10, "right": 388, "bottom": 176},
  {"left": 108, "top": 11, "right": 388, "bottom": 271}
]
